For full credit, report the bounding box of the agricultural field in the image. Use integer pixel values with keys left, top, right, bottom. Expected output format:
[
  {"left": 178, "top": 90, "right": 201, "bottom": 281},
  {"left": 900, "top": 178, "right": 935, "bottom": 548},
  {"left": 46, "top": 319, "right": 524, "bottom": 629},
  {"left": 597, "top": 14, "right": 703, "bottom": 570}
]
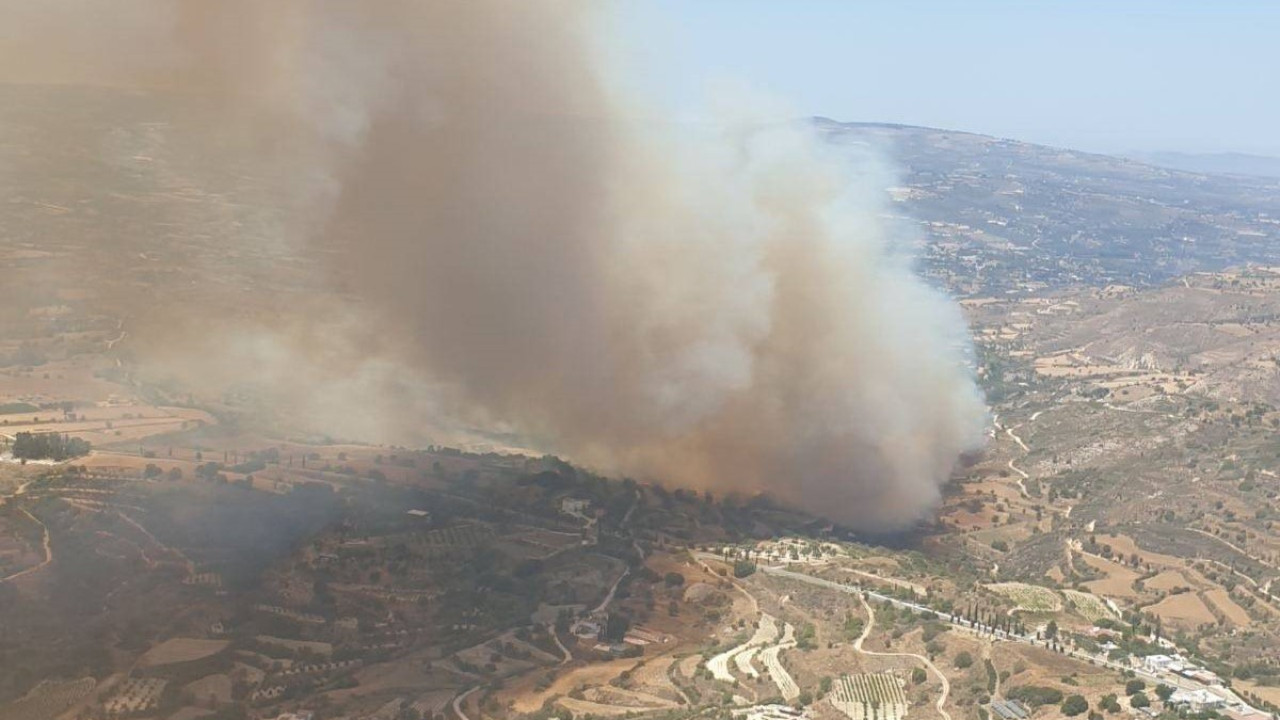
[
  {"left": 1060, "top": 590, "right": 1116, "bottom": 622},
  {"left": 830, "top": 674, "right": 909, "bottom": 720},
  {"left": 0, "top": 678, "right": 95, "bottom": 720},
  {"left": 986, "top": 583, "right": 1062, "bottom": 613},
  {"left": 102, "top": 678, "right": 167, "bottom": 715}
]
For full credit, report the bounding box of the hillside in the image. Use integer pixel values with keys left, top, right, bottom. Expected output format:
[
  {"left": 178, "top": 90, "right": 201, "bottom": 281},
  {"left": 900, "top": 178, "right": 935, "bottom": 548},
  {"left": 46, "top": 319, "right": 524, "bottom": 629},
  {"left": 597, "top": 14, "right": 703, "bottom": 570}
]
[{"left": 815, "top": 118, "right": 1280, "bottom": 296}]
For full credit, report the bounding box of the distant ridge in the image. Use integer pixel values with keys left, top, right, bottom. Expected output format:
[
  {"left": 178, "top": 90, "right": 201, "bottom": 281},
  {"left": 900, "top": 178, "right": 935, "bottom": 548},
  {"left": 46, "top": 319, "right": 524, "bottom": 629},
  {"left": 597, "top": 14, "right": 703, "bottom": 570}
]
[
  {"left": 812, "top": 117, "right": 1280, "bottom": 182},
  {"left": 1126, "top": 150, "right": 1280, "bottom": 179}
]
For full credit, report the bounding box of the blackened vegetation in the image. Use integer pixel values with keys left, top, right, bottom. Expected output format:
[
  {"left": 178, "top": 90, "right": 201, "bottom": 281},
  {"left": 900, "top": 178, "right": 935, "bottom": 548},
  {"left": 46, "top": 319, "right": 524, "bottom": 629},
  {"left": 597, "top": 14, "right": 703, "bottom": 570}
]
[{"left": 141, "top": 481, "right": 341, "bottom": 589}]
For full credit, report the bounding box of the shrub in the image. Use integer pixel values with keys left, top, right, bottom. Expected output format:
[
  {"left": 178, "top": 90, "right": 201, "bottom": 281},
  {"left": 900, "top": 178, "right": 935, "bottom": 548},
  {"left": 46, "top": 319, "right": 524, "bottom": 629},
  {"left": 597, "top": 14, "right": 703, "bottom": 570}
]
[{"left": 1007, "top": 685, "right": 1065, "bottom": 707}]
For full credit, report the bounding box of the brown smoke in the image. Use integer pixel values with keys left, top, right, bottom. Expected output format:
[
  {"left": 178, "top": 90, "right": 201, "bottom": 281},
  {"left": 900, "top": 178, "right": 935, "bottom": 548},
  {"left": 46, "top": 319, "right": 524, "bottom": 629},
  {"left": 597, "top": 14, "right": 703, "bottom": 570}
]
[{"left": 1, "top": 1, "right": 987, "bottom": 530}]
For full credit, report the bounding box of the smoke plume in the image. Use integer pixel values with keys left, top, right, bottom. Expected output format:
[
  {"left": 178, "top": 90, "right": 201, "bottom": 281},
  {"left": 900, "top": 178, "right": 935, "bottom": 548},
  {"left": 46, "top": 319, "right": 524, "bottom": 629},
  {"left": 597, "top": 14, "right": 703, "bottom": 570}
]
[{"left": 1, "top": 1, "right": 987, "bottom": 530}]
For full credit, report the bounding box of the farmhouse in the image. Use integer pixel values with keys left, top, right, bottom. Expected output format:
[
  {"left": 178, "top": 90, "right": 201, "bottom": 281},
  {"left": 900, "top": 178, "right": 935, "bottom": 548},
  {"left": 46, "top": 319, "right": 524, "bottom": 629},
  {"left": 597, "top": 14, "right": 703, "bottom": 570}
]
[
  {"left": 732, "top": 705, "right": 809, "bottom": 720},
  {"left": 1141, "top": 654, "right": 1186, "bottom": 674},
  {"left": 1168, "top": 689, "right": 1226, "bottom": 713},
  {"left": 1181, "top": 668, "right": 1222, "bottom": 685},
  {"left": 571, "top": 620, "right": 602, "bottom": 639}
]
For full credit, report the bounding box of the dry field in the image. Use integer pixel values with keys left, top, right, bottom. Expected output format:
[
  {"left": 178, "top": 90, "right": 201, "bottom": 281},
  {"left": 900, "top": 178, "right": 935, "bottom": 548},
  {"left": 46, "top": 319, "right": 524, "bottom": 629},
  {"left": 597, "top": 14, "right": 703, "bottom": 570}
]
[
  {"left": 506, "top": 658, "right": 640, "bottom": 713},
  {"left": 182, "top": 674, "right": 232, "bottom": 704},
  {"left": 1079, "top": 553, "right": 1141, "bottom": 599},
  {"left": 1203, "top": 588, "right": 1251, "bottom": 627},
  {"left": 253, "top": 636, "right": 332, "bottom": 657},
  {"left": 1093, "top": 534, "right": 1183, "bottom": 569},
  {"left": 1236, "top": 681, "right": 1280, "bottom": 708},
  {"left": 138, "top": 639, "right": 229, "bottom": 667},
  {"left": 1144, "top": 592, "right": 1216, "bottom": 628},
  {"left": 1145, "top": 570, "right": 1192, "bottom": 592}
]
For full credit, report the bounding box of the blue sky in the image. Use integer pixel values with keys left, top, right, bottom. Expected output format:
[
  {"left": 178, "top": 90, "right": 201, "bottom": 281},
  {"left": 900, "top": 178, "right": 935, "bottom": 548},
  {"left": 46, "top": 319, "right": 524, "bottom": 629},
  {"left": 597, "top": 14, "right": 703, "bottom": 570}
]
[{"left": 611, "top": 1, "right": 1280, "bottom": 156}]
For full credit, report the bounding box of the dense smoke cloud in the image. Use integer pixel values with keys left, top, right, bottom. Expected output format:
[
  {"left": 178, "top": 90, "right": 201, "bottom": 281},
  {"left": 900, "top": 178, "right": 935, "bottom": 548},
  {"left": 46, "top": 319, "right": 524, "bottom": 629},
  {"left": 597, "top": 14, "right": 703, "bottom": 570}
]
[{"left": 1, "top": 1, "right": 987, "bottom": 530}]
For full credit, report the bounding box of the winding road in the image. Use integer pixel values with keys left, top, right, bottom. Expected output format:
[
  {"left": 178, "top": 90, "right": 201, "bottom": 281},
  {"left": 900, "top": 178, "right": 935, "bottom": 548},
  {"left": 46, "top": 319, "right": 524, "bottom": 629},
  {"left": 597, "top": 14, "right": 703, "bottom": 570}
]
[
  {"left": 549, "top": 624, "right": 573, "bottom": 664},
  {"left": 852, "top": 592, "right": 951, "bottom": 720},
  {"left": 452, "top": 685, "right": 480, "bottom": 720},
  {"left": 1, "top": 507, "right": 51, "bottom": 583}
]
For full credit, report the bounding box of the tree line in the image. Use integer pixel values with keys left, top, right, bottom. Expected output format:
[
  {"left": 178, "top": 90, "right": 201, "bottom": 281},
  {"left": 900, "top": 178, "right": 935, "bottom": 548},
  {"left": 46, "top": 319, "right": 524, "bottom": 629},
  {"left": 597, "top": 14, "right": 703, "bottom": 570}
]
[{"left": 10, "top": 432, "right": 91, "bottom": 461}]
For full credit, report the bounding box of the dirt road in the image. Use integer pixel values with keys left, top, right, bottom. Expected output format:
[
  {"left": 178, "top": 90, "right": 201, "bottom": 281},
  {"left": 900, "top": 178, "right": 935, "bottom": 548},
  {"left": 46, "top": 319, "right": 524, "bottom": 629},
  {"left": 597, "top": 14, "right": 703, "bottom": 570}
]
[
  {"left": 1, "top": 507, "right": 52, "bottom": 582},
  {"left": 853, "top": 593, "right": 951, "bottom": 720}
]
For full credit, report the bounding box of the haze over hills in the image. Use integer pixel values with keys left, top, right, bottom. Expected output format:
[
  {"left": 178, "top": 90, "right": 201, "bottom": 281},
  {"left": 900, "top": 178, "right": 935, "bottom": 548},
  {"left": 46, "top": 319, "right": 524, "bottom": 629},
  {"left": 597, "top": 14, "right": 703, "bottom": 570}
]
[{"left": 1127, "top": 151, "right": 1280, "bottom": 180}]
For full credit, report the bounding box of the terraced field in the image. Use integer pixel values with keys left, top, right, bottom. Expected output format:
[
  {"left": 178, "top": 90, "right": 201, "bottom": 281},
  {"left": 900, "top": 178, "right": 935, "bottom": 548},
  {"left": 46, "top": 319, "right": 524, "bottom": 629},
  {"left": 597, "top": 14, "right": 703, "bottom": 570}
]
[
  {"left": 760, "top": 623, "right": 799, "bottom": 700},
  {"left": 707, "top": 613, "right": 779, "bottom": 683}
]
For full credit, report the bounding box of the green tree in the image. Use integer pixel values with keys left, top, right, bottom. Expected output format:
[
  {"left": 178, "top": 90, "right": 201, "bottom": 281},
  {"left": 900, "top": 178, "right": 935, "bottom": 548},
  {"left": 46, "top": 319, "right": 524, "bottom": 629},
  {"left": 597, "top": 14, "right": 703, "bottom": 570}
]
[
  {"left": 1125, "top": 679, "right": 1145, "bottom": 696},
  {"left": 1061, "top": 695, "right": 1089, "bottom": 717},
  {"left": 954, "top": 651, "right": 974, "bottom": 669},
  {"left": 1129, "top": 693, "right": 1150, "bottom": 709},
  {"left": 602, "top": 612, "right": 631, "bottom": 642}
]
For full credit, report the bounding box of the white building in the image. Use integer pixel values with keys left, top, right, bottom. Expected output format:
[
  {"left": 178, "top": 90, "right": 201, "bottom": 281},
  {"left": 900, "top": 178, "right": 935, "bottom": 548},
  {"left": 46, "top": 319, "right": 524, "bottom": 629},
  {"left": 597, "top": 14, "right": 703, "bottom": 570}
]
[
  {"left": 1142, "top": 654, "right": 1186, "bottom": 674},
  {"left": 1169, "top": 689, "right": 1226, "bottom": 713}
]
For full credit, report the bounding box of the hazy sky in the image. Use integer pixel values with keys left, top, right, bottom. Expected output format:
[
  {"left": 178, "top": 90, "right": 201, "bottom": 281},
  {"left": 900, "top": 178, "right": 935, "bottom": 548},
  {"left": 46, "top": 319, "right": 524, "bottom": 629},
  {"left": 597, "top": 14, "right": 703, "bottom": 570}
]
[{"left": 614, "top": 1, "right": 1280, "bottom": 156}]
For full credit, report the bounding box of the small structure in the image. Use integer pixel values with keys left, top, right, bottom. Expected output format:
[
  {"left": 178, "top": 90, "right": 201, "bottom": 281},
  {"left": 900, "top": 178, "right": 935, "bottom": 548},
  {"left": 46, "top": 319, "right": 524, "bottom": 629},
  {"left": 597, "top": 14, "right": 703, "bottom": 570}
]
[
  {"left": 732, "top": 705, "right": 809, "bottom": 720},
  {"left": 990, "top": 700, "right": 1029, "bottom": 720},
  {"left": 571, "top": 620, "right": 602, "bottom": 639}
]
